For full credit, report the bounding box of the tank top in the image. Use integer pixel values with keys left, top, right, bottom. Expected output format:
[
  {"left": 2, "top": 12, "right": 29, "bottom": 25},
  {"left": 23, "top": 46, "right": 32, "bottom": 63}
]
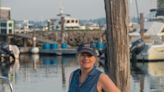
[{"left": 68, "top": 67, "right": 102, "bottom": 92}]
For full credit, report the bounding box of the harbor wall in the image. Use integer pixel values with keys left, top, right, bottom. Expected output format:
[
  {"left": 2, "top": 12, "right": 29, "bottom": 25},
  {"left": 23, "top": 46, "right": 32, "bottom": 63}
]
[{"left": 13, "top": 30, "right": 106, "bottom": 47}]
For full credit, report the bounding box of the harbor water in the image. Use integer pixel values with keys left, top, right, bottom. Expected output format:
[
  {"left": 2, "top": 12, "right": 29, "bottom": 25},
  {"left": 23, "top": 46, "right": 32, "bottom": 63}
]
[{"left": 1, "top": 54, "right": 164, "bottom": 92}]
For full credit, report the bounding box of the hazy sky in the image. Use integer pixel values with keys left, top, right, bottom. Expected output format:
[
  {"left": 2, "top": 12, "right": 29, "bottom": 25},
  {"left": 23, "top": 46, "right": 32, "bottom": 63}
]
[
  {"left": 129, "top": 0, "right": 157, "bottom": 19},
  {"left": 1, "top": 0, "right": 105, "bottom": 20},
  {"left": 1, "top": 0, "right": 157, "bottom": 20}
]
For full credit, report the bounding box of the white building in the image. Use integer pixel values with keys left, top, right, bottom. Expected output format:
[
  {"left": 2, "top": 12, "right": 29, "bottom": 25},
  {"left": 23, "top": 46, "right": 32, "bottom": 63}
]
[
  {"left": 0, "top": 7, "right": 14, "bottom": 35},
  {"left": 86, "top": 23, "right": 100, "bottom": 30},
  {"left": 47, "top": 19, "right": 56, "bottom": 31},
  {"left": 55, "top": 16, "right": 80, "bottom": 30},
  {"left": 0, "top": 20, "right": 14, "bottom": 34}
]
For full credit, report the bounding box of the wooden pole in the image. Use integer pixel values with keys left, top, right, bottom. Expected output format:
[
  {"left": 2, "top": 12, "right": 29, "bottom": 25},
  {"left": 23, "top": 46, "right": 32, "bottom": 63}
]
[
  {"left": 61, "top": 16, "right": 64, "bottom": 43},
  {"left": 140, "top": 75, "right": 144, "bottom": 92},
  {"left": 104, "top": 0, "right": 130, "bottom": 92},
  {"left": 140, "top": 13, "right": 144, "bottom": 40}
]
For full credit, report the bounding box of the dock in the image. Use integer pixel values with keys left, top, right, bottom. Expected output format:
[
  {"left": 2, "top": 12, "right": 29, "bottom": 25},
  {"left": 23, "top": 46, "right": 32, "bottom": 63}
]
[{"left": 19, "top": 47, "right": 77, "bottom": 55}]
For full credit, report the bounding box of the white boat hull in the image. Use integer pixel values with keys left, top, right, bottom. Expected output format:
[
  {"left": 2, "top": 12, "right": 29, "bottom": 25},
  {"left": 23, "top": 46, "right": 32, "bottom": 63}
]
[
  {"left": 137, "top": 44, "right": 164, "bottom": 61},
  {"left": 9, "top": 45, "right": 20, "bottom": 59},
  {"left": 30, "top": 47, "right": 39, "bottom": 54}
]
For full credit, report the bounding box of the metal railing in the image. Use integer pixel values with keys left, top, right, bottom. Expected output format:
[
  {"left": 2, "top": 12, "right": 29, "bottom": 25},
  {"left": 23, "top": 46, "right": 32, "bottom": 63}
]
[{"left": 0, "top": 76, "right": 13, "bottom": 92}]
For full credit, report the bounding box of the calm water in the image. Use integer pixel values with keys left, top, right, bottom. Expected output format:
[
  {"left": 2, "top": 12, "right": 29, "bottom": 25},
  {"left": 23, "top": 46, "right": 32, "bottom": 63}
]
[{"left": 1, "top": 54, "right": 164, "bottom": 92}]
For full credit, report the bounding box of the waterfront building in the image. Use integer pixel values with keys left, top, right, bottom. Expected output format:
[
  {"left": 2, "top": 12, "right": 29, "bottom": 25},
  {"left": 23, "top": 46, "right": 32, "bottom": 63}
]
[
  {"left": 0, "top": 7, "right": 14, "bottom": 35},
  {"left": 23, "top": 20, "right": 31, "bottom": 33},
  {"left": 86, "top": 23, "right": 100, "bottom": 30},
  {"left": 0, "top": 7, "right": 11, "bottom": 20},
  {"left": 47, "top": 19, "right": 56, "bottom": 31},
  {"left": 0, "top": 20, "right": 14, "bottom": 34},
  {"left": 55, "top": 16, "right": 80, "bottom": 31},
  {"left": 79, "top": 25, "right": 86, "bottom": 30}
]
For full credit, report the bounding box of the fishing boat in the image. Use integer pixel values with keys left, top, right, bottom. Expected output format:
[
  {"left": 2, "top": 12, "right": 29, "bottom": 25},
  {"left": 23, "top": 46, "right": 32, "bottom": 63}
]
[
  {"left": 136, "top": 43, "right": 164, "bottom": 61},
  {"left": 0, "top": 42, "right": 20, "bottom": 60},
  {"left": 129, "top": 17, "right": 164, "bottom": 61}
]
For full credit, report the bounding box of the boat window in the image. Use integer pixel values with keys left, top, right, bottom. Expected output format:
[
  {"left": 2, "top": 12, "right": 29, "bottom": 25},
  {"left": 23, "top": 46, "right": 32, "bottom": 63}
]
[
  {"left": 67, "top": 20, "right": 70, "bottom": 23},
  {"left": 8, "top": 23, "right": 12, "bottom": 27},
  {"left": 56, "top": 26, "right": 59, "bottom": 29},
  {"left": 1, "top": 29, "right": 7, "bottom": 34},
  {"left": 9, "top": 29, "right": 12, "bottom": 34},
  {"left": 0, "top": 23, "right": 7, "bottom": 27},
  {"left": 144, "top": 29, "right": 148, "bottom": 32}
]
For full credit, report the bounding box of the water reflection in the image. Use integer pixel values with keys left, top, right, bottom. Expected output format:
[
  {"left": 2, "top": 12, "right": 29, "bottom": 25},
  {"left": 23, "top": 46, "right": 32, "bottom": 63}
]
[
  {"left": 12, "top": 54, "right": 77, "bottom": 92},
  {"left": 31, "top": 54, "right": 39, "bottom": 70},
  {"left": 1, "top": 54, "right": 164, "bottom": 92},
  {"left": 59, "top": 56, "right": 66, "bottom": 88},
  {"left": 137, "top": 62, "right": 164, "bottom": 76},
  {"left": 0, "top": 57, "right": 15, "bottom": 78},
  {"left": 135, "top": 62, "right": 164, "bottom": 92}
]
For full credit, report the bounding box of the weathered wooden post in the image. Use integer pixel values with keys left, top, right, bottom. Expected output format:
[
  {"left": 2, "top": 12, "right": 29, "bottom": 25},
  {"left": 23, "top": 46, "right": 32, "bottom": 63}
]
[
  {"left": 139, "top": 75, "right": 144, "bottom": 92},
  {"left": 104, "top": 0, "right": 130, "bottom": 92},
  {"left": 140, "top": 13, "right": 144, "bottom": 40}
]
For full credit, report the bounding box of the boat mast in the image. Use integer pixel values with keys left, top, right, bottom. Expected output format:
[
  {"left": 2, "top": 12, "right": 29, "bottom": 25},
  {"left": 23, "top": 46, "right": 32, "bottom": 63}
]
[
  {"left": 135, "top": 0, "right": 140, "bottom": 23},
  {"left": 57, "top": 0, "right": 64, "bottom": 44},
  {"left": 0, "top": 0, "right": 1, "bottom": 12},
  {"left": 57, "top": 0, "right": 70, "bottom": 44},
  {"left": 60, "top": 8, "right": 64, "bottom": 44}
]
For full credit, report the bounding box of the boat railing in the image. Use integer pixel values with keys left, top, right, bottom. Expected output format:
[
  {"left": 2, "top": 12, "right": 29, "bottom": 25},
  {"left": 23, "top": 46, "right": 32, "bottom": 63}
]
[
  {"left": 0, "top": 76, "right": 13, "bottom": 92},
  {"left": 152, "top": 36, "right": 164, "bottom": 45}
]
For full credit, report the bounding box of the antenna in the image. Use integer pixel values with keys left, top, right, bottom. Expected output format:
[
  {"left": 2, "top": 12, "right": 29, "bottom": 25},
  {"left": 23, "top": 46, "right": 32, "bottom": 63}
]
[
  {"left": 135, "top": 0, "right": 140, "bottom": 23},
  {"left": 58, "top": 0, "right": 70, "bottom": 16},
  {"left": 57, "top": 0, "right": 70, "bottom": 44},
  {"left": 57, "top": 0, "right": 65, "bottom": 44},
  {"left": 59, "top": 0, "right": 64, "bottom": 15},
  {"left": 0, "top": 0, "right": 1, "bottom": 18}
]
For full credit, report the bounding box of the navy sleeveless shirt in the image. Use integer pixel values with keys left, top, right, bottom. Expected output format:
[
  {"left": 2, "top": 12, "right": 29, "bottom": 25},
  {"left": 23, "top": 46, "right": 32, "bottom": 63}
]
[{"left": 68, "top": 67, "right": 102, "bottom": 92}]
